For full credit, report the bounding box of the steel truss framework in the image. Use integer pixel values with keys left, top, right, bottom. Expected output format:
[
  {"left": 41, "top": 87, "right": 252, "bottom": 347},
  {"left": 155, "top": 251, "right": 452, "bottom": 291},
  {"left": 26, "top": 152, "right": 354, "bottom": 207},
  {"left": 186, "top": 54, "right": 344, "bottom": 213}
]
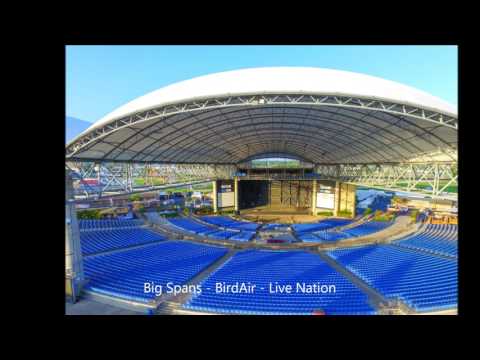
[
  {"left": 65, "top": 91, "right": 457, "bottom": 200},
  {"left": 316, "top": 162, "right": 458, "bottom": 199},
  {"left": 66, "top": 159, "right": 457, "bottom": 200},
  {"left": 66, "top": 161, "right": 236, "bottom": 198},
  {"left": 66, "top": 93, "right": 457, "bottom": 165}
]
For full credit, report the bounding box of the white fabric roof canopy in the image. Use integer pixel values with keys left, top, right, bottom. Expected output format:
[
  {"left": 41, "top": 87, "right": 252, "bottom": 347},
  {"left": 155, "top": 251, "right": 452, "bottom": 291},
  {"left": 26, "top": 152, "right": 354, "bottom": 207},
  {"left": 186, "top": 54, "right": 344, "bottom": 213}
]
[{"left": 66, "top": 67, "right": 458, "bottom": 164}]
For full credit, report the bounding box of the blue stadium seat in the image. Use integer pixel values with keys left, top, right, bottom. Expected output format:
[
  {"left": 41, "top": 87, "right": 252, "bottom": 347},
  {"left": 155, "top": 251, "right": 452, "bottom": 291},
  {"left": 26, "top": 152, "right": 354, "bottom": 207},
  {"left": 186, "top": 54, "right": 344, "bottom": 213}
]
[
  {"left": 169, "top": 217, "right": 257, "bottom": 242},
  {"left": 341, "top": 221, "right": 392, "bottom": 238},
  {"left": 229, "top": 231, "right": 255, "bottom": 242},
  {"left": 184, "top": 249, "right": 376, "bottom": 315},
  {"left": 292, "top": 218, "right": 352, "bottom": 234},
  {"left": 200, "top": 216, "right": 260, "bottom": 232},
  {"left": 261, "top": 223, "right": 290, "bottom": 231},
  {"left": 80, "top": 228, "right": 166, "bottom": 255},
  {"left": 295, "top": 219, "right": 389, "bottom": 243},
  {"left": 79, "top": 219, "right": 144, "bottom": 230},
  {"left": 327, "top": 244, "right": 457, "bottom": 312},
  {"left": 392, "top": 224, "right": 457, "bottom": 257},
  {"left": 168, "top": 218, "right": 218, "bottom": 235},
  {"left": 84, "top": 241, "right": 228, "bottom": 303},
  {"left": 312, "top": 231, "right": 350, "bottom": 242},
  {"left": 207, "top": 230, "right": 238, "bottom": 240}
]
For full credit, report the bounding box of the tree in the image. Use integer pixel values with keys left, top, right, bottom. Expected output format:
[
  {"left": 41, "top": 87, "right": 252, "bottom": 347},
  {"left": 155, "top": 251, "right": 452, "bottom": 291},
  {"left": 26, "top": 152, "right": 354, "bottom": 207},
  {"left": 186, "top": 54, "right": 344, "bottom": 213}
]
[
  {"left": 77, "top": 209, "right": 101, "bottom": 219},
  {"left": 129, "top": 194, "right": 142, "bottom": 202}
]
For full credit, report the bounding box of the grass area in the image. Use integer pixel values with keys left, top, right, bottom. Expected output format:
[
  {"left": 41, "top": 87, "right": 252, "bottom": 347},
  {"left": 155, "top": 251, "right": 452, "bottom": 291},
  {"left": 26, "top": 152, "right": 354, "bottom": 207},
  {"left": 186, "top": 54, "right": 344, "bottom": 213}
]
[
  {"left": 337, "top": 210, "right": 353, "bottom": 218},
  {"left": 167, "top": 184, "right": 213, "bottom": 193},
  {"left": 158, "top": 211, "right": 178, "bottom": 218},
  {"left": 132, "top": 179, "right": 213, "bottom": 193},
  {"left": 395, "top": 181, "right": 457, "bottom": 193},
  {"left": 77, "top": 209, "right": 102, "bottom": 219},
  {"left": 134, "top": 178, "right": 164, "bottom": 186},
  {"left": 194, "top": 207, "right": 214, "bottom": 215},
  {"left": 251, "top": 159, "right": 301, "bottom": 168},
  {"left": 409, "top": 209, "right": 419, "bottom": 222},
  {"left": 373, "top": 210, "right": 395, "bottom": 222}
]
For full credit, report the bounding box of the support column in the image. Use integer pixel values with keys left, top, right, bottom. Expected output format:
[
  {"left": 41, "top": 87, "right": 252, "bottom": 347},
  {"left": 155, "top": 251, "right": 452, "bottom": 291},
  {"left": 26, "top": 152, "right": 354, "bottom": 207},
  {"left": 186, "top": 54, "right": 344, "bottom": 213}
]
[
  {"left": 126, "top": 163, "right": 133, "bottom": 193},
  {"left": 311, "top": 179, "right": 317, "bottom": 215},
  {"left": 96, "top": 162, "right": 102, "bottom": 198},
  {"left": 348, "top": 184, "right": 356, "bottom": 218},
  {"left": 234, "top": 177, "right": 239, "bottom": 213},
  {"left": 334, "top": 181, "right": 341, "bottom": 217},
  {"left": 212, "top": 180, "right": 218, "bottom": 213},
  {"left": 433, "top": 163, "right": 440, "bottom": 197},
  {"left": 65, "top": 169, "right": 85, "bottom": 303}
]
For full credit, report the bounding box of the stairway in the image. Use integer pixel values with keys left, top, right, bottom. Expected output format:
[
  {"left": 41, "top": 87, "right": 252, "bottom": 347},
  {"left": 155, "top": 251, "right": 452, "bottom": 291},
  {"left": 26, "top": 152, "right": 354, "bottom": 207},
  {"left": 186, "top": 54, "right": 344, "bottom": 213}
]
[
  {"left": 155, "top": 248, "right": 237, "bottom": 313},
  {"left": 156, "top": 301, "right": 184, "bottom": 315},
  {"left": 270, "top": 181, "right": 282, "bottom": 207}
]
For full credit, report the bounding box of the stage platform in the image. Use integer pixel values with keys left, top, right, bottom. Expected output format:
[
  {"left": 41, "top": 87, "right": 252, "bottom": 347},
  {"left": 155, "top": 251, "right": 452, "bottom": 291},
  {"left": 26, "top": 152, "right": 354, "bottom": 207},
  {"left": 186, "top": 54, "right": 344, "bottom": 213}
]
[{"left": 239, "top": 206, "right": 324, "bottom": 224}]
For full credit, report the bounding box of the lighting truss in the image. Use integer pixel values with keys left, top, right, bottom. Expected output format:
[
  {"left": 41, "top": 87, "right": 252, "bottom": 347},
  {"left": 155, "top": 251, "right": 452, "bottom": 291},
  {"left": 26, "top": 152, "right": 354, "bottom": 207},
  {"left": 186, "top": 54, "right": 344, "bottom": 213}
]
[
  {"left": 315, "top": 162, "right": 458, "bottom": 199},
  {"left": 66, "top": 161, "right": 236, "bottom": 199}
]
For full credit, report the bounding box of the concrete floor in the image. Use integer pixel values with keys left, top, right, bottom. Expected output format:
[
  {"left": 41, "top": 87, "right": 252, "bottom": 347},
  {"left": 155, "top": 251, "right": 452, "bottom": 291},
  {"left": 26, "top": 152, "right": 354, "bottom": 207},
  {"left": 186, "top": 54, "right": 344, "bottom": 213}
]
[{"left": 65, "top": 298, "right": 145, "bottom": 315}]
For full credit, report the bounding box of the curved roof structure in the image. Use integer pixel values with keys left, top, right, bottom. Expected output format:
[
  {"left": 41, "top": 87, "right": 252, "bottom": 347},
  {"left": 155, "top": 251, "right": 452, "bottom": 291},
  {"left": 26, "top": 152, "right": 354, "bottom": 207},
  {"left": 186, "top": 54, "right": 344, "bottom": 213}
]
[{"left": 66, "top": 67, "right": 458, "bottom": 165}]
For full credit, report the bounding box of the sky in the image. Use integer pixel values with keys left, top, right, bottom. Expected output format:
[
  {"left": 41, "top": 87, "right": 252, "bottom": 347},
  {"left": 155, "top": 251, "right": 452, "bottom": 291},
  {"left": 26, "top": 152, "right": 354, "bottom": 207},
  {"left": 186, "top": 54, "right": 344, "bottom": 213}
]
[{"left": 66, "top": 45, "right": 458, "bottom": 123}]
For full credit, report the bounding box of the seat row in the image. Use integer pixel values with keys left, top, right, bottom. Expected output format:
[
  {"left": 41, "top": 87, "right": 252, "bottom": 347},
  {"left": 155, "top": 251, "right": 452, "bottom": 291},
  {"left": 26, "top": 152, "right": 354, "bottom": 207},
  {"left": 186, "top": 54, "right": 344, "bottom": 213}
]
[
  {"left": 392, "top": 224, "right": 457, "bottom": 257},
  {"left": 341, "top": 220, "right": 392, "bottom": 238},
  {"left": 200, "top": 216, "right": 260, "bottom": 232},
  {"left": 168, "top": 217, "right": 254, "bottom": 242},
  {"left": 184, "top": 249, "right": 376, "bottom": 315},
  {"left": 292, "top": 218, "right": 353, "bottom": 234},
  {"left": 79, "top": 219, "right": 144, "bottom": 230},
  {"left": 83, "top": 241, "right": 228, "bottom": 303},
  {"left": 80, "top": 228, "right": 166, "bottom": 255},
  {"left": 296, "top": 220, "right": 391, "bottom": 243},
  {"left": 327, "top": 244, "right": 457, "bottom": 312},
  {"left": 297, "top": 231, "right": 349, "bottom": 243}
]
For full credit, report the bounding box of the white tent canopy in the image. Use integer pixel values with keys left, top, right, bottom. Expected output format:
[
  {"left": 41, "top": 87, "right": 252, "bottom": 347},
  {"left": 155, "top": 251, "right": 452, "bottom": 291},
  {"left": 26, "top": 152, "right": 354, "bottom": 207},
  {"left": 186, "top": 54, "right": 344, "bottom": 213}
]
[{"left": 66, "top": 67, "right": 457, "bottom": 165}]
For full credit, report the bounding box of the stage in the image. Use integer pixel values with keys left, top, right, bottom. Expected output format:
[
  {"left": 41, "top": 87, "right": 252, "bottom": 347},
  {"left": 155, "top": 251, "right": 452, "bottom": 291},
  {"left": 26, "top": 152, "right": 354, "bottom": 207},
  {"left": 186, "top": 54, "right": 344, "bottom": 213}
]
[{"left": 239, "top": 206, "right": 325, "bottom": 224}]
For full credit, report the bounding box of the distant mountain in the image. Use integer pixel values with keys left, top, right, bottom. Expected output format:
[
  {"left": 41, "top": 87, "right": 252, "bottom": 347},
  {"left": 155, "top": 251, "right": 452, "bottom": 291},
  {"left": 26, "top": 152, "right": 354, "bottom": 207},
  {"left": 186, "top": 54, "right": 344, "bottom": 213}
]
[{"left": 66, "top": 116, "right": 92, "bottom": 143}]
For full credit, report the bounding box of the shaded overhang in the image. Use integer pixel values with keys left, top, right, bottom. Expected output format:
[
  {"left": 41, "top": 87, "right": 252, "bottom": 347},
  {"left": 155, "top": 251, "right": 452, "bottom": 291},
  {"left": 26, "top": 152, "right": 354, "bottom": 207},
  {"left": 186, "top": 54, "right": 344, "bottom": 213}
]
[{"left": 66, "top": 67, "right": 457, "bottom": 165}]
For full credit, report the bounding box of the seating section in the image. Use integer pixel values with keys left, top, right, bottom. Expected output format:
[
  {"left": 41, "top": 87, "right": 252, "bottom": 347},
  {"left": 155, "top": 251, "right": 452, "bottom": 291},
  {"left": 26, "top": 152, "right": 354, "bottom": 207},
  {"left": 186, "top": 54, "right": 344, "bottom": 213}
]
[
  {"left": 229, "top": 231, "right": 256, "bottom": 242},
  {"left": 79, "top": 219, "right": 144, "bottom": 231},
  {"left": 313, "top": 231, "right": 350, "bottom": 242},
  {"left": 295, "top": 219, "right": 389, "bottom": 243},
  {"left": 168, "top": 217, "right": 255, "bottom": 242},
  {"left": 184, "top": 249, "right": 375, "bottom": 315},
  {"left": 297, "top": 231, "right": 349, "bottom": 243},
  {"left": 327, "top": 244, "right": 457, "bottom": 312},
  {"left": 79, "top": 214, "right": 456, "bottom": 313},
  {"left": 84, "top": 241, "right": 228, "bottom": 303},
  {"left": 393, "top": 224, "right": 457, "bottom": 257},
  {"left": 341, "top": 221, "right": 392, "bottom": 238},
  {"left": 207, "top": 230, "right": 241, "bottom": 240},
  {"left": 80, "top": 228, "right": 166, "bottom": 256},
  {"left": 296, "top": 233, "right": 322, "bottom": 242},
  {"left": 292, "top": 218, "right": 352, "bottom": 234},
  {"left": 261, "top": 223, "right": 290, "bottom": 231},
  {"left": 314, "top": 231, "right": 349, "bottom": 242},
  {"left": 168, "top": 217, "right": 218, "bottom": 235},
  {"left": 200, "top": 216, "right": 260, "bottom": 231}
]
